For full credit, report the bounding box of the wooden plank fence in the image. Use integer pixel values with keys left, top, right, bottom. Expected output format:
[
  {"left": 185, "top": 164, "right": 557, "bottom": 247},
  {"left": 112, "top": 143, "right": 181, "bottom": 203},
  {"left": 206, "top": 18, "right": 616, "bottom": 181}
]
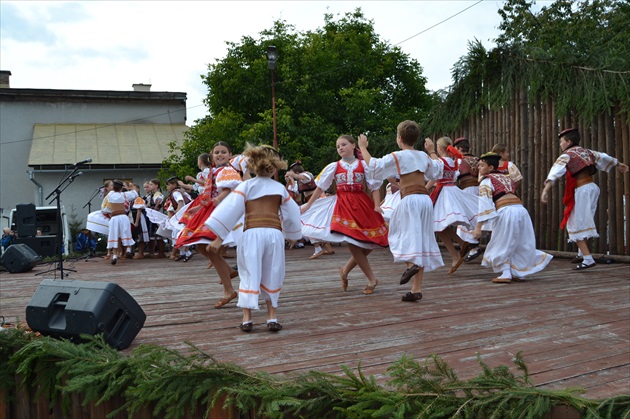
[{"left": 448, "top": 98, "right": 629, "bottom": 256}]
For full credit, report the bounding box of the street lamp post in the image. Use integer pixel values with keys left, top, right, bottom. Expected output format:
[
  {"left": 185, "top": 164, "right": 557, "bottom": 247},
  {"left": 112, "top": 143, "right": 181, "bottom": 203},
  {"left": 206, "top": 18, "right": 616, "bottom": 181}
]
[{"left": 266, "top": 46, "right": 278, "bottom": 152}]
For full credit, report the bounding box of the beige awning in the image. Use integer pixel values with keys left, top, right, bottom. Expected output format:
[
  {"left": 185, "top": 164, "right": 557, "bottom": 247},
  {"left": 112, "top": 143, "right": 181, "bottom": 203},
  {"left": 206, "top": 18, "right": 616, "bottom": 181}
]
[{"left": 28, "top": 123, "right": 187, "bottom": 166}]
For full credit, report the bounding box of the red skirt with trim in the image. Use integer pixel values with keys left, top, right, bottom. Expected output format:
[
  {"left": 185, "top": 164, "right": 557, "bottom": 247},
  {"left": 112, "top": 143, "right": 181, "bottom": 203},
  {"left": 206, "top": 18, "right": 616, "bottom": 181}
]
[
  {"left": 175, "top": 192, "right": 217, "bottom": 247},
  {"left": 330, "top": 191, "right": 388, "bottom": 247}
]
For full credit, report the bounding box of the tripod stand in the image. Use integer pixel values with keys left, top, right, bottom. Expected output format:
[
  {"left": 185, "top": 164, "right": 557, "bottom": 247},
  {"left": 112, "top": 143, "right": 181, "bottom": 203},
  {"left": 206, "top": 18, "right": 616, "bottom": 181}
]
[{"left": 37, "top": 167, "right": 83, "bottom": 278}]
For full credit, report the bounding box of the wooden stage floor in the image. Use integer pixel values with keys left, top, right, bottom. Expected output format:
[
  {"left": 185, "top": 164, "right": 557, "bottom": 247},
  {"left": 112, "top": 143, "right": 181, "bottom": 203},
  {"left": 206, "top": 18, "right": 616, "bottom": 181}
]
[{"left": 1, "top": 244, "right": 628, "bottom": 400}]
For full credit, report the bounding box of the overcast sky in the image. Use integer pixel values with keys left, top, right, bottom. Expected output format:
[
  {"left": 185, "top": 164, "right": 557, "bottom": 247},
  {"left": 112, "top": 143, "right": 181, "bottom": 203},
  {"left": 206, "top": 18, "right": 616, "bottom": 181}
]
[{"left": 1, "top": 1, "right": 547, "bottom": 123}]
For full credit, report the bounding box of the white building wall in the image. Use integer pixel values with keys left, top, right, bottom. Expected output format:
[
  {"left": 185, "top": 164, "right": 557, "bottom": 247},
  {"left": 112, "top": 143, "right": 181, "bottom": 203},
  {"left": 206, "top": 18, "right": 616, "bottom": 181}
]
[{"left": 0, "top": 98, "right": 186, "bottom": 229}]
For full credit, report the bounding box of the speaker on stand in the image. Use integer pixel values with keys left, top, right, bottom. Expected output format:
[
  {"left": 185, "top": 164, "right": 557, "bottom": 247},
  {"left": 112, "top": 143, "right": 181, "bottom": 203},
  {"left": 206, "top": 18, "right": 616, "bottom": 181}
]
[{"left": 15, "top": 203, "right": 37, "bottom": 238}]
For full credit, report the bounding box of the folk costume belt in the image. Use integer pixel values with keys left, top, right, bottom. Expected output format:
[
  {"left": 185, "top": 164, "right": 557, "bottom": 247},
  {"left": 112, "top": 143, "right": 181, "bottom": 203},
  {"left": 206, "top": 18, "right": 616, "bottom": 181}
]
[
  {"left": 109, "top": 203, "right": 126, "bottom": 217},
  {"left": 575, "top": 174, "right": 593, "bottom": 188},
  {"left": 495, "top": 196, "right": 522, "bottom": 210},
  {"left": 458, "top": 176, "right": 479, "bottom": 189},
  {"left": 400, "top": 184, "right": 429, "bottom": 199},
  {"left": 244, "top": 213, "right": 282, "bottom": 231}
]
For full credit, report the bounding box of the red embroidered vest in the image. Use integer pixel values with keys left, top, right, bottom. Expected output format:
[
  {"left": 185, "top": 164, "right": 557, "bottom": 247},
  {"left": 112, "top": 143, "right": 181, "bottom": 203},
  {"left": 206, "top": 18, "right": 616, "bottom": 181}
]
[
  {"left": 208, "top": 166, "right": 226, "bottom": 199},
  {"left": 565, "top": 146, "right": 595, "bottom": 176},
  {"left": 497, "top": 161, "right": 509, "bottom": 175},
  {"left": 335, "top": 161, "right": 366, "bottom": 193},
  {"left": 437, "top": 157, "right": 458, "bottom": 186},
  {"left": 486, "top": 173, "right": 516, "bottom": 200},
  {"left": 166, "top": 189, "right": 191, "bottom": 211}
]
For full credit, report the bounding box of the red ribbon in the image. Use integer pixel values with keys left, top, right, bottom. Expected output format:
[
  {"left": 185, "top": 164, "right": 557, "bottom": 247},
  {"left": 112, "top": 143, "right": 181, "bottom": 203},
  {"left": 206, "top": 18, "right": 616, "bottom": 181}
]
[{"left": 560, "top": 171, "right": 576, "bottom": 229}]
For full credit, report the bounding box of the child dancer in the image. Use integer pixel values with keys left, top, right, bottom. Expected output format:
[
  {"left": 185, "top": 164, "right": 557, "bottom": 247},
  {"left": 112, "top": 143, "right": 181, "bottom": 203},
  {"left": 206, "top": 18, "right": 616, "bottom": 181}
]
[
  {"left": 454, "top": 137, "right": 483, "bottom": 262},
  {"left": 491, "top": 144, "right": 523, "bottom": 194},
  {"left": 102, "top": 179, "right": 138, "bottom": 265},
  {"left": 424, "top": 137, "right": 479, "bottom": 274},
  {"left": 474, "top": 152, "right": 552, "bottom": 282},
  {"left": 176, "top": 145, "right": 242, "bottom": 308},
  {"left": 541, "top": 128, "right": 628, "bottom": 269},
  {"left": 206, "top": 144, "right": 301, "bottom": 332},
  {"left": 146, "top": 178, "right": 165, "bottom": 258},
  {"left": 359, "top": 121, "right": 443, "bottom": 301},
  {"left": 164, "top": 177, "right": 192, "bottom": 260},
  {"left": 301, "top": 135, "right": 388, "bottom": 294}
]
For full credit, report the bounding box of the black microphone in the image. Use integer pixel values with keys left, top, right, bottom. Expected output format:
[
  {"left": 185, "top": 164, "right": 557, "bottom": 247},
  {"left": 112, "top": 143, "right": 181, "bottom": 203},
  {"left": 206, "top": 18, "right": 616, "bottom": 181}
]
[
  {"left": 69, "top": 172, "right": 83, "bottom": 180},
  {"left": 75, "top": 158, "right": 92, "bottom": 165}
]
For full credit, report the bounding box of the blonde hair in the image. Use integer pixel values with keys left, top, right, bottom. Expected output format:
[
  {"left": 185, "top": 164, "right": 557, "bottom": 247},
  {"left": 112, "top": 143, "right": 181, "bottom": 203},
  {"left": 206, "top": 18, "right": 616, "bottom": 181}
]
[
  {"left": 244, "top": 143, "right": 287, "bottom": 177},
  {"left": 436, "top": 136, "right": 453, "bottom": 149}
]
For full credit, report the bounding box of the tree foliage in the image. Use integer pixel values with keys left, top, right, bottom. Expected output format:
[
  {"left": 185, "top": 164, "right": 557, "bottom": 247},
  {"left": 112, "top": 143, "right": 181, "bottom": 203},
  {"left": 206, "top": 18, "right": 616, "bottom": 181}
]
[
  {"left": 163, "top": 10, "right": 434, "bottom": 178},
  {"left": 423, "top": 0, "right": 630, "bottom": 135}
]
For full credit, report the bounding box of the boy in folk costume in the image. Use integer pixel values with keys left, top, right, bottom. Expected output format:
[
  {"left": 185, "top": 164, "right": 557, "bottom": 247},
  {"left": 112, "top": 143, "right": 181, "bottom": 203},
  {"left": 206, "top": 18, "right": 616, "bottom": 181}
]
[
  {"left": 454, "top": 137, "right": 483, "bottom": 262},
  {"left": 359, "top": 120, "right": 444, "bottom": 301},
  {"left": 102, "top": 179, "right": 138, "bottom": 265},
  {"left": 206, "top": 144, "right": 301, "bottom": 332},
  {"left": 541, "top": 128, "right": 628, "bottom": 270},
  {"left": 473, "top": 153, "right": 553, "bottom": 283}
]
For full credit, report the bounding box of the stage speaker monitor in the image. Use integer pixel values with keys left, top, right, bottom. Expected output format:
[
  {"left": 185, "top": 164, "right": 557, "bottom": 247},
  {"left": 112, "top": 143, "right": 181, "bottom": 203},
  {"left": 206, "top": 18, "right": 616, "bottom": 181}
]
[
  {"left": 26, "top": 279, "right": 146, "bottom": 350},
  {"left": 16, "top": 203, "right": 37, "bottom": 237},
  {"left": 0, "top": 243, "right": 42, "bottom": 273},
  {"left": 16, "top": 236, "right": 57, "bottom": 258}
]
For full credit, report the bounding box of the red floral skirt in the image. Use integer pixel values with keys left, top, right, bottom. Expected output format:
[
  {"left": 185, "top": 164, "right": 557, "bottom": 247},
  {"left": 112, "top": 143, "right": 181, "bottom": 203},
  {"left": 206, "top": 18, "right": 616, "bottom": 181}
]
[
  {"left": 330, "top": 191, "right": 388, "bottom": 247},
  {"left": 175, "top": 192, "right": 217, "bottom": 247}
]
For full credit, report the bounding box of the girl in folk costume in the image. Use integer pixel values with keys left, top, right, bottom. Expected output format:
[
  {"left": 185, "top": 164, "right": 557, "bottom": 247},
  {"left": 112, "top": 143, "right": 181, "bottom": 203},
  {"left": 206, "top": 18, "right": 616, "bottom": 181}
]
[
  {"left": 164, "top": 177, "right": 192, "bottom": 260},
  {"left": 206, "top": 144, "right": 301, "bottom": 332},
  {"left": 491, "top": 144, "right": 523, "bottom": 194},
  {"left": 177, "top": 153, "right": 211, "bottom": 197},
  {"left": 541, "top": 128, "right": 628, "bottom": 270},
  {"left": 301, "top": 135, "right": 388, "bottom": 295},
  {"left": 424, "top": 137, "right": 479, "bottom": 274},
  {"left": 359, "top": 121, "right": 443, "bottom": 302},
  {"left": 146, "top": 178, "right": 166, "bottom": 258},
  {"left": 102, "top": 179, "right": 139, "bottom": 265},
  {"left": 176, "top": 144, "right": 243, "bottom": 308},
  {"left": 473, "top": 153, "right": 553, "bottom": 283},
  {"left": 454, "top": 137, "right": 483, "bottom": 262}
]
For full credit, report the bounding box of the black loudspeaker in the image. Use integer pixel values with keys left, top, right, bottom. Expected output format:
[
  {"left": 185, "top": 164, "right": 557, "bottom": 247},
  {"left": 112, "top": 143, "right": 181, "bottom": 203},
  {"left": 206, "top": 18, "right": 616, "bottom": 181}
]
[
  {"left": 26, "top": 279, "right": 146, "bottom": 350},
  {"left": 1, "top": 243, "right": 42, "bottom": 273},
  {"left": 16, "top": 203, "right": 37, "bottom": 237},
  {"left": 16, "top": 236, "right": 57, "bottom": 258}
]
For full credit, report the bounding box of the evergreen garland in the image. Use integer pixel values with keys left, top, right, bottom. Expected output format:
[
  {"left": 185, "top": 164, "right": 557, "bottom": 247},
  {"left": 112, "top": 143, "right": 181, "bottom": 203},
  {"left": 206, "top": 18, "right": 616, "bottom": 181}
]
[{"left": 1, "top": 328, "right": 628, "bottom": 418}]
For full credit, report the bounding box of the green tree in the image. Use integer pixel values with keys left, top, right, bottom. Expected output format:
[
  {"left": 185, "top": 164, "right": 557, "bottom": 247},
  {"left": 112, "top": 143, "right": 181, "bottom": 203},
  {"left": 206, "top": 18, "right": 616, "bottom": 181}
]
[
  {"left": 424, "top": 0, "right": 630, "bottom": 134},
  {"left": 163, "top": 9, "right": 434, "bottom": 178}
]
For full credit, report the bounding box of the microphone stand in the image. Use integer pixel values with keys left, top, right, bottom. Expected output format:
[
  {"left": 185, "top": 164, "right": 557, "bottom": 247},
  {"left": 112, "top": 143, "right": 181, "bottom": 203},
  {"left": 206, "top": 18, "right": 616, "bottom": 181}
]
[
  {"left": 83, "top": 187, "right": 101, "bottom": 214},
  {"left": 38, "top": 166, "right": 82, "bottom": 279}
]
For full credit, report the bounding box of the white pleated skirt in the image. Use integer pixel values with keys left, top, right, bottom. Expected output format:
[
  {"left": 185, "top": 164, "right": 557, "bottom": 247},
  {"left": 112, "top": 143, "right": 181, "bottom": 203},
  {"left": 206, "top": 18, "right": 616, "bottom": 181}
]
[
  {"left": 389, "top": 194, "right": 444, "bottom": 272},
  {"left": 481, "top": 204, "right": 552, "bottom": 278},
  {"left": 433, "top": 185, "right": 479, "bottom": 232},
  {"left": 567, "top": 182, "right": 600, "bottom": 242}
]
